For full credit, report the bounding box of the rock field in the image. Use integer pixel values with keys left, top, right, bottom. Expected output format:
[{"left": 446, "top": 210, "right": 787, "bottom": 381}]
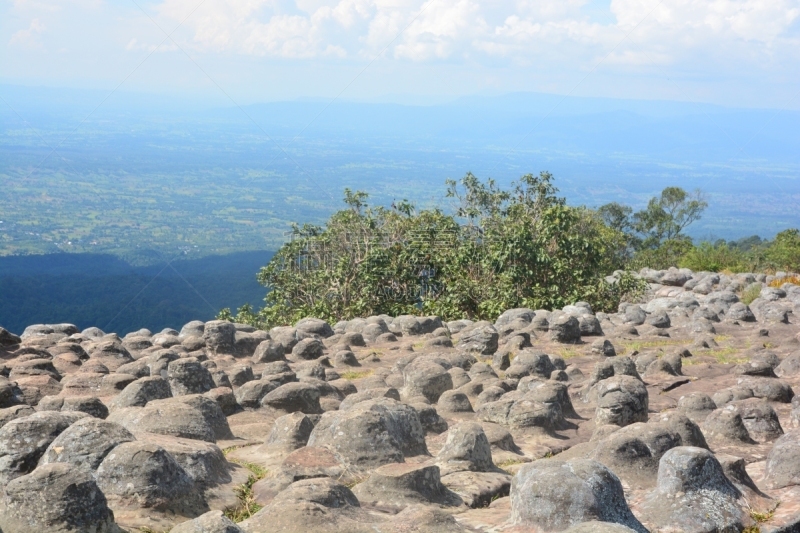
[{"left": 1, "top": 267, "right": 800, "bottom": 532}]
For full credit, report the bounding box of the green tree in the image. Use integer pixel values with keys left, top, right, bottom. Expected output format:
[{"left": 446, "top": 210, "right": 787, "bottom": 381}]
[
  {"left": 632, "top": 187, "right": 707, "bottom": 249},
  {"left": 225, "top": 173, "right": 643, "bottom": 328},
  {"left": 765, "top": 229, "right": 800, "bottom": 271}
]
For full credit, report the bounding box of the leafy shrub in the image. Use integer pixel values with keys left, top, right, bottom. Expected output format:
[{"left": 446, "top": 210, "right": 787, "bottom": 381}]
[
  {"left": 765, "top": 229, "right": 800, "bottom": 272},
  {"left": 228, "top": 173, "right": 639, "bottom": 328},
  {"left": 679, "top": 241, "right": 751, "bottom": 273},
  {"left": 629, "top": 238, "right": 695, "bottom": 270}
]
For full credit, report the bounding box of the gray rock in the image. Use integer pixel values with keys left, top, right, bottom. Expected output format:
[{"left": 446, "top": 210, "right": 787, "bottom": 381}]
[
  {"left": 351, "top": 463, "right": 462, "bottom": 509},
  {"left": 436, "top": 422, "right": 495, "bottom": 476},
  {"left": 0, "top": 463, "right": 117, "bottom": 533},
  {"left": 179, "top": 320, "right": 205, "bottom": 339},
  {"left": 111, "top": 376, "right": 172, "bottom": 409},
  {"left": 415, "top": 404, "right": 449, "bottom": 434},
  {"left": 38, "top": 395, "right": 109, "bottom": 419},
  {"left": 0, "top": 405, "right": 35, "bottom": 429},
  {"left": 39, "top": 417, "right": 135, "bottom": 471},
  {"left": 511, "top": 458, "right": 646, "bottom": 532},
  {"left": 233, "top": 330, "right": 269, "bottom": 358},
  {"left": 477, "top": 395, "right": 563, "bottom": 431},
  {"left": 563, "top": 522, "right": 638, "bottom": 533},
  {"left": 0, "top": 327, "right": 21, "bottom": 347},
  {"left": 776, "top": 352, "right": 800, "bottom": 378},
  {"left": 731, "top": 398, "right": 783, "bottom": 442},
  {"left": 437, "top": 390, "right": 473, "bottom": 413},
  {"left": 108, "top": 395, "right": 232, "bottom": 442},
  {"left": 624, "top": 305, "right": 647, "bottom": 325},
  {"left": 252, "top": 340, "right": 284, "bottom": 364},
  {"left": 291, "top": 338, "right": 325, "bottom": 360},
  {"left": 167, "top": 357, "right": 216, "bottom": 396},
  {"left": 261, "top": 382, "right": 322, "bottom": 414},
  {"left": 764, "top": 429, "right": 800, "bottom": 489},
  {"left": 505, "top": 351, "right": 556, "bottom": 380},
  {"left": 592, "top": 339, "right": 616, "bottom": 357},
  {"left": 637, "top": 447, "right": 745, "bottom": 533},
  {"left": 265, "top": 412, "right": 314, "bottom": 450},
  {"left": 170, "top": 510, "right": 244, "bottom": 533},
  {"left": 594, "top": 375, "right": 649, "bottom": 427},
  {"left": 702, "top": 407, "right": 754, "bottom": 444},
  {"left": 96, "top": 441, "right": 192, "bottom": 507},
  {"left": 457, "top": 321, "right": 499, "bottom": 355},
  {"left": 295, "top": 317, "right": 335, "bottom": 339},
  {"left": 0, "top": 411, "right": 87, "bottom": 483},
  {"left": 402, "top": 358, "right": 453, "bottom": 403},
  {"left": 203, "top": 320, "right": 237, "bottom": 355},
  {"left": 495, "top": 308, "right": 535, "bottom": 328},
  {"left": 308, "top": 398, "right": 427, "bottom": 468},
  {"left": 726, "top": 302, "right": 756, "bottom": 322},
  {"left": 228, "top": 365, "right": 255, "bottom": 387},
  {"left": 548, "top": 312, "right": 582, "bottom": 343},
  {"left": 579, "top": 315, "right": 604, "bottom": 336}
]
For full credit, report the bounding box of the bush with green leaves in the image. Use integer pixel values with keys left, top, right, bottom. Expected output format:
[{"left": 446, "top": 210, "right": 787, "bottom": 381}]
[
  {"left": 223, "top": 173, "right": 645, "bottom": 328},
  {"left": 765, "top": 229, "right": 800, "bottom": 272}
]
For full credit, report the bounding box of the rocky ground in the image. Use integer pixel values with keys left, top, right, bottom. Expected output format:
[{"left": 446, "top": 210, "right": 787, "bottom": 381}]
[{"left": 1, "top": 267, "right": 800, "bottom": 533}]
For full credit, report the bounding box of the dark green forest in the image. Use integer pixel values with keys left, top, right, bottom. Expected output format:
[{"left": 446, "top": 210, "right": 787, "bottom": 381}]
[{"left": 0, "top": 251, "right": 272, "bottom": 336}]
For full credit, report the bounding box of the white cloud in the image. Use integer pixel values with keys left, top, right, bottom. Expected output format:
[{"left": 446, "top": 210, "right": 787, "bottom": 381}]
[
  {"left": 9, "top": 18, "right": 45, "bottom": 48},
  {"left": 147, "top": 0, "right": 799, "bottom": 75}
]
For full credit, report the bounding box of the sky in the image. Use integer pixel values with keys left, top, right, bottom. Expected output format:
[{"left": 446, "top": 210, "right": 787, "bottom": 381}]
[{"left": 2, "top": 0, "right": 800, "bottom": 108}]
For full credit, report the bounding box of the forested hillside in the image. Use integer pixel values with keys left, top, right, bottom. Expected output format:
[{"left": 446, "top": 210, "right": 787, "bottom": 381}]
[{"left": 0, "top": 250, "right": 272, "bottom": 335}]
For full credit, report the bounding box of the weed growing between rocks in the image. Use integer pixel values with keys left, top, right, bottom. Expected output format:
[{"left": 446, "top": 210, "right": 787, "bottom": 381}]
[
  {"left": 749, "top": 502, "right": 779, "bottom": 524},
  {"left": 222, "top": 447, "right": 267, "bottom": 522},
  {"left": 742, "top": 284, "right": 762, "bottom": 305}
]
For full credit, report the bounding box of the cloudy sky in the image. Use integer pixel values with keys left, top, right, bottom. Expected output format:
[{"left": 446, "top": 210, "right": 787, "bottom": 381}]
[{"left": 2, "top": 0, "right": 799, "bottom": 107}]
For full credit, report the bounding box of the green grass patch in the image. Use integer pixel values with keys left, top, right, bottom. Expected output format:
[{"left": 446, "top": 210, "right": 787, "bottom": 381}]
[
  {"left": 558, "top": 348, "right": 582, "bottom": 359},
  {"left": 741, "top": 284, "right": 762, "bottom": 305},
  {"left": 707, "top": 347, "right": 746, "bottom": 365},
  {"left": 224, "top": 458, "right": 267, "bottom": 522},
  {"left": 339, "top": 369, "right": 375, "bottom": 380}
]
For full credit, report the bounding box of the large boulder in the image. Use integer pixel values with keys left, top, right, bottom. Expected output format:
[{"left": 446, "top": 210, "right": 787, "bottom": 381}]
[
  {"left": 457, "top": 321, "right": 499, "bottom": 355},
  {"left": 203, "top": 320, "right": 237, "bottom": 355},
  {"left": 167, "top": 357, "right": 216, "bottom": 396},
  {"left": 291, "top": 338, "right": 325, "bottom": 360},
  {"left": 295, "top": 318, "right": 335, "bottom": 339},
  {"left": 352, "top": 463, "right": 462, "bottom": 510},
  {"left": 110, "top": 376, "right": 172, "bottom": 409},
  {"left": 265, "top": 412, "right": 314, "bottom": 451},
  {"left": 436, "top": 422, "right": 495, "bottom": 476},
  {"left": 511, "top": 458, "right": 646, "bottom": 532},
  {"left": 37, "top": 395, "right": 109, "bottom": 419},
  {"left": 548, "top": 312, "right": 582, "bottom": 343},
  {"left": 637, "top": 447, "right": 746, "bottom": 533},
  {"left": 0, "top": 411, "right": 87, "bottom": 483},
  {"left": 504, "top": 351, "right": 555, "bottom": 380},
  {"left": 39, "top": 417, "right": 135, "bottom": 472},
  {"left": 0, "top": 463, "right": 118, "bottom": 533},
  {"left": 107, "top": 395, "right": 233, "bottom": 442},
  {"left": 261, "top": 382, "right": 323, "bottom": 414},
  {"left": 401, "top": 358, "right": 453, "bottom": 403},
  {"left": 170, "top": 510, "right": 244, "bottom": 533},
  {"left": 252, "top": 340, "right": 284, "bottom": 363},
  {"left": 764, "top": 429, "right": 800, "bottom": 489},
  {"left": 307, "top": 398, "right": 427, "bottom": 469},
  {"left": 477, "top": 395, "right": 563, "bottom": 431},
  {"left": 96, "top": 441, "right": 193, "bottom": 507},
  {"left": 594, "top": 375, "right": 649, "bottom": 427}
]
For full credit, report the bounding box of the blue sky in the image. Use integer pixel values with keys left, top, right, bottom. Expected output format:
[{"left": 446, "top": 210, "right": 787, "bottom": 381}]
[{"left": 2, "top": 0, "right": 799, "bottom": 107}]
